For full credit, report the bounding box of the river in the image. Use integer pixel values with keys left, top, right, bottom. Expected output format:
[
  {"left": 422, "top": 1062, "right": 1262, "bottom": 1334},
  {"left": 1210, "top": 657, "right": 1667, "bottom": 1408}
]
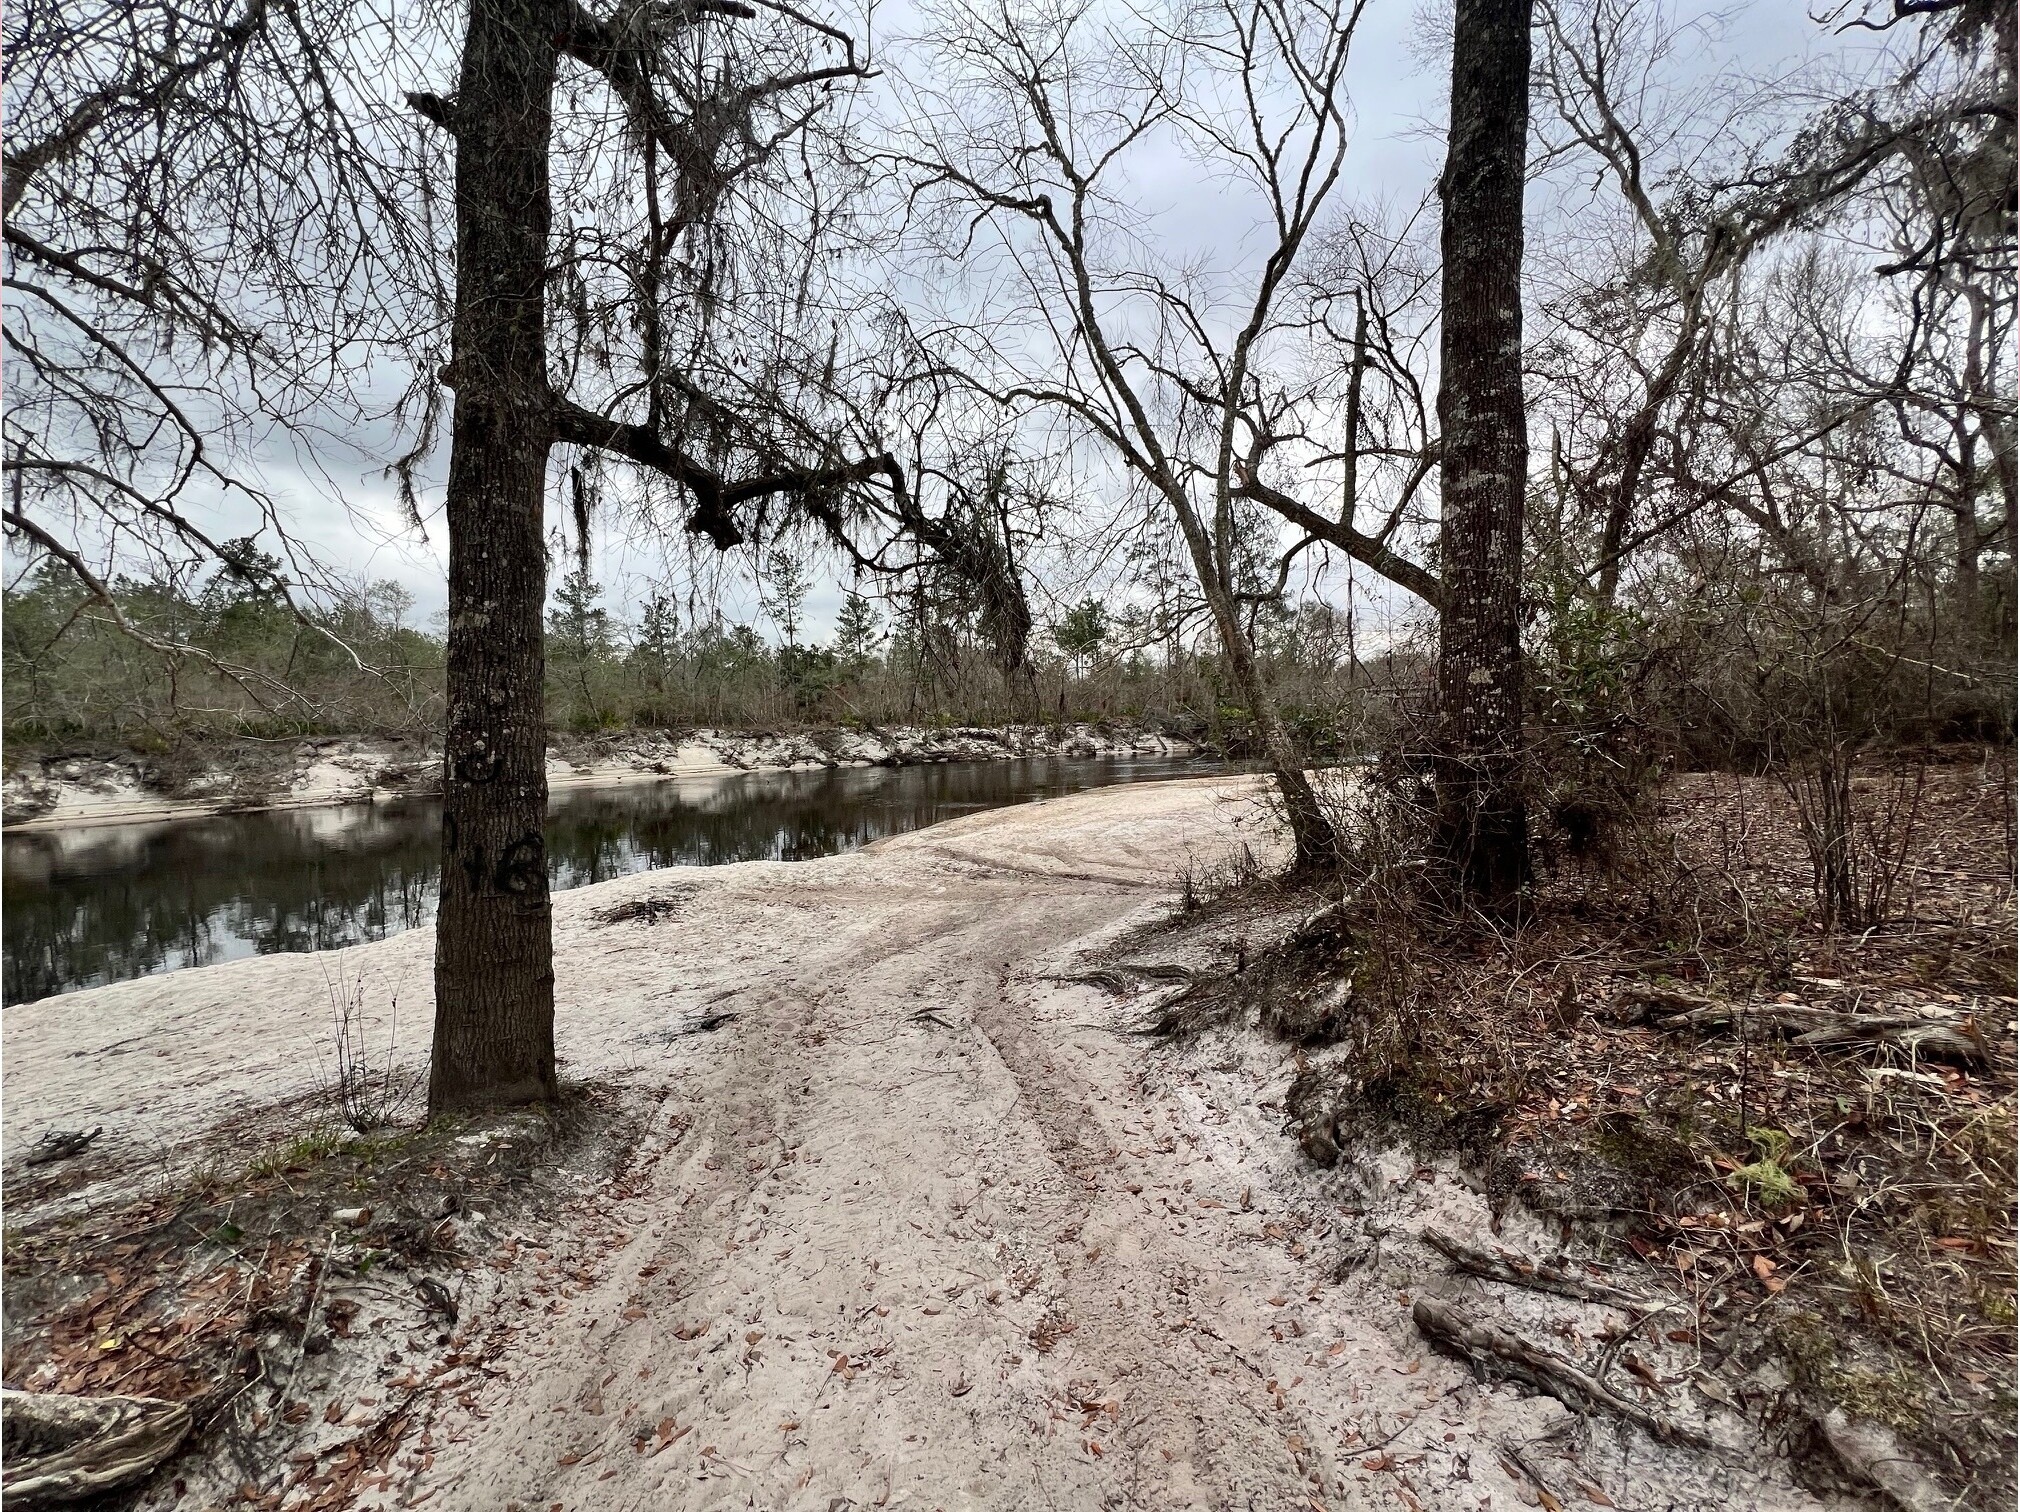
[{"left": 1, "top": 756, "right": 1208, "bottom": 1004}]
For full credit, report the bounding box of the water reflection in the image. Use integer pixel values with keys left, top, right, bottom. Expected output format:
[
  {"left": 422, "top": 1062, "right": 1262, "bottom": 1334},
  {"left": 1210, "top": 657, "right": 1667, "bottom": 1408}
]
[{"left": 2, "top": 757, "right": 1205, "bottom": 1004}]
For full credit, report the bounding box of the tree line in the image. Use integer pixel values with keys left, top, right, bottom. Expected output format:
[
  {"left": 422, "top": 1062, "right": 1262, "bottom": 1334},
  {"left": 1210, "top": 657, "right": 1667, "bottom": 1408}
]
[{"left": 1, "top": 547, "right": 1419, "bottom": 747}]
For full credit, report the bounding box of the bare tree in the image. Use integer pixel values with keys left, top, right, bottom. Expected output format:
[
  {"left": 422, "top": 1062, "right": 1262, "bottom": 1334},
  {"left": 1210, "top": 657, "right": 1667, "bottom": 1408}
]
[
  {"left": 2, "top": 0, "right": 425, "bottom": 715},
  {"left": 889, "top": 0, "right": 1391, "bottom": 871},
  {"left": 1237, "top": 202, "right": 1448, "bottom": 616},
  {"left": 1528, "top": 0, "right": 2014, "bottom": 610}
]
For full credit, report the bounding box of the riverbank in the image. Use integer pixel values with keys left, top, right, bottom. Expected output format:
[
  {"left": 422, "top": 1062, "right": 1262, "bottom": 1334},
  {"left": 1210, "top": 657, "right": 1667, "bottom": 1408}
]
[
  {"left": 0, "top": 723, "right": 1193, "bottom": 831},
  {"left": 2, "top": 776, "right": 1879, "bottom": 1511}
]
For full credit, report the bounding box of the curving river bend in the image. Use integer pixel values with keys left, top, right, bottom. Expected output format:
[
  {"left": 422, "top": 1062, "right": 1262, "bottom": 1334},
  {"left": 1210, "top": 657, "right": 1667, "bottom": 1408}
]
[{"left": 1, "top": 756, "right": 1208, "bottom": 1005}]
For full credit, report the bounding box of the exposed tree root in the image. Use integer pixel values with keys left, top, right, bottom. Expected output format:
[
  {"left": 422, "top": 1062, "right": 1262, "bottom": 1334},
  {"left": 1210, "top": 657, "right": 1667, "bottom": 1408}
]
[
  {"left": 2, "top": 1390, "right": 193, "bottom": 1508},
  {"left": 1411, "top": 1297, "right": 1711, "bottom": 1448},
  {"left": 1421, "top": 1228, "right": 1655, "bottom": 1309}
]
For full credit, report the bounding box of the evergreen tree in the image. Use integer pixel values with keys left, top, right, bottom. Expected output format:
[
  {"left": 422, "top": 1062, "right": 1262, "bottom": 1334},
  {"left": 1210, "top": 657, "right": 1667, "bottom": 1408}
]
[
  {"left": 1053, "top": 598, "right": 1109, "bottom": 677},
  {"left": 547, "top": 565, "right": 615, "bottom": 729},
  {"left": 834, "top": 591, "right": 884, "bottom": 674},
  {"left": 760, "top": 549, "right": 812, "bottom": 651}
]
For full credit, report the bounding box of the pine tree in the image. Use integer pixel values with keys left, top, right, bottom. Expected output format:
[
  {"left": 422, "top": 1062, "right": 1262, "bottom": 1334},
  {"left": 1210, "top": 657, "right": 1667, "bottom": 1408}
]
[{"left": 834, "top": 591, "right": 884, "bottom": 674}]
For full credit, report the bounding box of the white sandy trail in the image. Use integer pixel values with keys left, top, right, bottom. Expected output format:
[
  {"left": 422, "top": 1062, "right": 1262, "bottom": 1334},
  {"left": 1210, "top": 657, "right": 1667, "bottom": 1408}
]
[{"left": 3, "top": 779, "right": 1844, "bottom": 1511}]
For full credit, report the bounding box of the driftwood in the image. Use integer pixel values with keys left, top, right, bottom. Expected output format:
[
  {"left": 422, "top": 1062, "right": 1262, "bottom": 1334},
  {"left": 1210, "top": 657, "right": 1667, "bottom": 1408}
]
[
  {"left": 1, "top": 1390, "right": 192, "bottom": 1507},
  {"left": 1789, "top": 1019, "right": 1984, "bottom": 1063},
  {"left": 1422, "top": 1229, "right": 1654, "bottom": 1309},
  {"left": 1127, "top": 962, "right": 1200, "bottom": 983},
  {"left": 1657, "top": 1001, "right": 1843, "bottom": 1034},
  {"left": 1287, "top": 897, "right": 1351, "bottom": 949},
  {"left": 1653, "top": 1001, "right": 1985, "bottom": 1065},
  {"left": 1058, "top": 967, "right": 1135, "bottom": 994},
  {"left": 1617, "top": 984, "right": 1719, "bottom": 1020},
  {"left": 1412, "top": 1298, "right": 1709, "bottom": 1447}
]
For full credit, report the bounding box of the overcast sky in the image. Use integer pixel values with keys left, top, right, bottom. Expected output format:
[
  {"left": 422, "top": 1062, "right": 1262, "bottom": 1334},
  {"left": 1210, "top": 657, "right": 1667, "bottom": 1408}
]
[{"left": 160, "top": 0, "right": 1894, "bottom": 648}]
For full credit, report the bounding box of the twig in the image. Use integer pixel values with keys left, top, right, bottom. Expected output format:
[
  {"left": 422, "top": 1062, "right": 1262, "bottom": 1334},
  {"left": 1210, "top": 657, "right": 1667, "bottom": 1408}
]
[{"left": 283, "top": 1231, "right": 338, "bottom": 1393}]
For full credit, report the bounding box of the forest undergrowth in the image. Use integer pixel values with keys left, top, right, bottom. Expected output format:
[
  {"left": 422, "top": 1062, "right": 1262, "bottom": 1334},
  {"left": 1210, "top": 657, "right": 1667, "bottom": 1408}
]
[{"left": 1145, "top": 748, "right": 2017, "bottom": 1506}]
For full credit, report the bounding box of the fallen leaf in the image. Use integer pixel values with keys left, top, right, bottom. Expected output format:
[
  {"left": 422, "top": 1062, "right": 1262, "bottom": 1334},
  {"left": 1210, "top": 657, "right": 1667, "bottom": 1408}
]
[
  {"left": 649, "top": 1423, "right": 691, "bottom": 1456},
  {"left": 1623, "top": 1354, "right": 1664, "bottom": 1390}
]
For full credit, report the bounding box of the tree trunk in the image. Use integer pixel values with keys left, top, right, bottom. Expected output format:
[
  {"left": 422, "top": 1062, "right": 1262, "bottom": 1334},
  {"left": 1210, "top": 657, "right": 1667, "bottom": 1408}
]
[
  {"left": 1177, "top": 507, "right": 1341, "bottom": 873},
  {"left": 429, "top": 0, "right": 559, "bottom": 1114},
  {"left": 1231, "top": 617, "right": 1339, "bottom": 873},
  {"left": 1433, "top": 0, "right": 1532, "bottom": 909},
  {"left": 1954, "top": 429, "right": 1982, "bottom": 629}
]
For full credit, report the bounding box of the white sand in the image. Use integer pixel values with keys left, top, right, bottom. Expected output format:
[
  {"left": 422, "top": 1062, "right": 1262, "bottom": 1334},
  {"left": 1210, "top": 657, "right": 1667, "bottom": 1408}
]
[{"left": 1, "top": 779, "right": 1848, "bottom": 1510}]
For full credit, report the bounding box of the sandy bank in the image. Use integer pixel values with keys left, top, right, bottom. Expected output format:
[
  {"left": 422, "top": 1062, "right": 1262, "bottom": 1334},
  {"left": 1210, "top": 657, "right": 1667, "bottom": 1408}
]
[
  {"left": 2, "top": 778, "right": 1844, "bottom": 1511},
  {"left": 1, "top": 722, "right": 1194, "bottom": 831}
]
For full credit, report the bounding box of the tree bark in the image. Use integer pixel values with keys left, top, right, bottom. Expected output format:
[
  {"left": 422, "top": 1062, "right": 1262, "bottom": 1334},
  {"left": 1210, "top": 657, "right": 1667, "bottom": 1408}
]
[
  {"left": 1433, "top": 0, "right": 1532, "bottom": 909},
  {"left": 429, "top": 0, "right": 560, "bottom": 1114}
]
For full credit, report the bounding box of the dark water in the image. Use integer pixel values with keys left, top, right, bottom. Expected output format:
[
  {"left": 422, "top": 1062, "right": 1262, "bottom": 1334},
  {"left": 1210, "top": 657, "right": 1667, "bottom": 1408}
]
[{"left": 1, "top": 756, "right": 1207, "bottom": 1005}]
